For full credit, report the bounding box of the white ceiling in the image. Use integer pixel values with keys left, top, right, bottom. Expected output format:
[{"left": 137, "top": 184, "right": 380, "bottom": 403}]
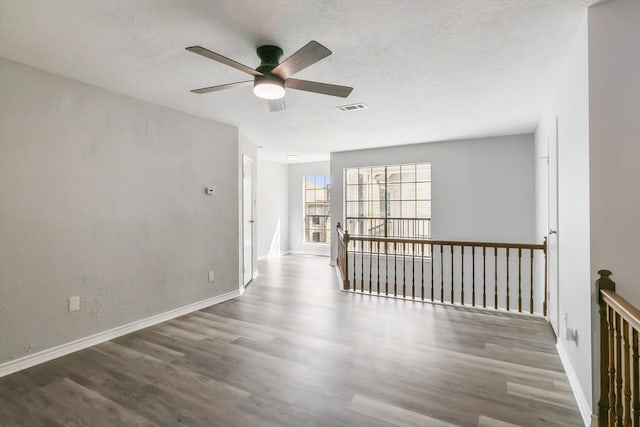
[{"left": 0, "top": 0, "right": 592, "bottom": 162}]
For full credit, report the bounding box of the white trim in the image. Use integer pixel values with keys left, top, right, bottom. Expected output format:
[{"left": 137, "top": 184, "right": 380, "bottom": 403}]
[
  {"left": 556, "top": 340, "right": 592, "bottom": 426},
  {"left": 287, "top": 249, "right": 330, "bottom": 257},
  {"left": 257, "top": 250, "right": 291, "bottom": 261},
  {"left": 0, "top": 290, "right": 241, "bottom": 379}
]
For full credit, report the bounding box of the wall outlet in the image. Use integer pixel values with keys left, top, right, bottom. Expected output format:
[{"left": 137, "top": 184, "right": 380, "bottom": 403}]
[
  {"left": 564, "top": 312, "right": 578, "bottom": 343},
  {"left": 208, "top": 271, "right": 215, "bottom": 282},
  {"left": 68, "top": 296, "right": 80, "bottom": 312},
  {"left": 205, "top": 186, "right": 214, "bottom": 195}
]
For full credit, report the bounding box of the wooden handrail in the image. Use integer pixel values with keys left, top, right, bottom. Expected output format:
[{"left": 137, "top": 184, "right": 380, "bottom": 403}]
[
  {"left": 597, "top": 270, "right": 640, "bottom": 427},
  {"left": 601, "top": 291, "right": 640, "bottom": 334},
  {"left": 347, "top": 234, "right": 544, "bottom": 251},
  {"left": 336, "top": 224, "right": 547, "bottom": 315}
]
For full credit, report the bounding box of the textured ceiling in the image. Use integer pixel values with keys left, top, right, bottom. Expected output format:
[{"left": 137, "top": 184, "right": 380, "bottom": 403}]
[{"left": 0, "top": 0, "right": 592, "bottom": 162}]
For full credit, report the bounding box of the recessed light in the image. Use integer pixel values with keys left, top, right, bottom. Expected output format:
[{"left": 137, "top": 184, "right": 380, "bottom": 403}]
[{"left": 287, "top": 155, "right": 299, "bottom": 161}]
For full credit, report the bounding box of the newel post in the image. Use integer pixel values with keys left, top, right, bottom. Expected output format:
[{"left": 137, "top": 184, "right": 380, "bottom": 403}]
[
  {"left": 343, "top": 227, "right": 350, "bottom": 290},
  {"left": 336, "top": 223, "right": 350, "bottom": 290},
  {"left": 597, "top": 269, "right": 615, "bottom": 427}
]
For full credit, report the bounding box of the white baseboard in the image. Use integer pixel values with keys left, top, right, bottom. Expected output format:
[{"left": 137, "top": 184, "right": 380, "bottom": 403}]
[
  {"left": 556, "top": 340, "right": 592, "bottom": 426},
  {"left": 287, "top": 250, "right": 330, "bottom": 257},
  {"left": 0, "top": 289, "right": 241, "bottom": 379},
  {"left": 258, "top": 250, "right": 292, "bottom": 261},
  {"left": 259, "top": 250, "right": 331, "bottom": 259}
]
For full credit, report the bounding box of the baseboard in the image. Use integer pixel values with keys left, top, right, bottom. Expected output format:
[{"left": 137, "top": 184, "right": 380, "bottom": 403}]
[
  {"left": 287, "top": 249, "right": 330, "bottom": 257},
  {"left": 258, "top": 250, "right": 292, "bottom": 261},
  {"left": 0, "top": 289, "right": 241, "bottom": 379},
  {"left": 556, "top": 340, "right": 592, "bottom": 426}
]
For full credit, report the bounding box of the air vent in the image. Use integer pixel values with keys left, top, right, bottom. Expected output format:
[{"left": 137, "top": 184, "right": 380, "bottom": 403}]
[{"left": 336, "top": 103, "right": 368, "bottom": 112}]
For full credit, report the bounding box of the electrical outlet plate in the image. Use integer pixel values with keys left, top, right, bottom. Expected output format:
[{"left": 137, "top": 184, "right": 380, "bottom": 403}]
[
  {"left": 69, "top": 296, "right": 80, "bottom": 312},
  {"left": 208, "top": 271, "right": 215, "bottom": 282}
]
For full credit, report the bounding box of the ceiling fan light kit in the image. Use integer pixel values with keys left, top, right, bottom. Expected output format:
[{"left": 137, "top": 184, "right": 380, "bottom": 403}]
[
  {"left": 186, "top": 40, "right": 353, "bottom": 110},
  {"left": 253, "top": 78, "right": 285, "bottom": 100}
]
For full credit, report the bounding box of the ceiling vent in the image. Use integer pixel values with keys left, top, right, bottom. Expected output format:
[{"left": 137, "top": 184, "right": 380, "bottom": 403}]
[{"left": 336, "top": 103, "right": 367, "bottom": 112}]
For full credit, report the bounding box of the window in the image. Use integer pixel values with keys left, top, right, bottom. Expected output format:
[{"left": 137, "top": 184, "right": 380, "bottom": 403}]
[
  {"left": 344, "top": 163, "right": 431, "bottom": 239},
  {"left": 304, "top": 176, "right": 331, "bottom": 244}
]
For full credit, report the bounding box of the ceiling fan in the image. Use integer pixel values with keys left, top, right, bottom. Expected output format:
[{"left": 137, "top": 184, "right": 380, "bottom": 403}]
[{"left": 186, "top": 41, "right": 353, "bottom": 111}]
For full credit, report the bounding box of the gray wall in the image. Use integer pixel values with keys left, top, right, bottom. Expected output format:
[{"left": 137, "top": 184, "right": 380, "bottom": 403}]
[
  {"left": 288, "top": 161, "right": 331, "bottom": 257},
  {"left": 0, "top": 58, "right": 241, "bottom": 363},
  {"left": 330, "top": 134, "right": 536, "bottom": 263},
  {"left": 535, "top": 13, "right": 591, "bottom": 418},
  {"left": 589, "top": 0, "right": 640, "bottom": 309},
  {"left": 257, "top": 160, "right": 289, "bottom": 260},
  {"left": 589, "top": 0, "right": 640, "bottom": 415}
]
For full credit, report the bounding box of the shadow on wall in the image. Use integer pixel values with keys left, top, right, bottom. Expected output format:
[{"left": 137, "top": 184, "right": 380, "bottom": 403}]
[{"left": 267, "top": 219, "right": 282, "bottom": 258}]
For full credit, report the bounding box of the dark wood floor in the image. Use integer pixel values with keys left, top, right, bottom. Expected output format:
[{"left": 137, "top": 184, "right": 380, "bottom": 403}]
[{"left": 0, "top": 255, "right": 583, "bottom": 427}]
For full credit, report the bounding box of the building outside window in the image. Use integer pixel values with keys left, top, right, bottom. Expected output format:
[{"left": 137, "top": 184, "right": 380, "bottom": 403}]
[
  {"left": 344, "top": 163, "right": 431, "bottom": 239},
  {"left": 304, "top": 176, "right": 331, "bottom": 244}
]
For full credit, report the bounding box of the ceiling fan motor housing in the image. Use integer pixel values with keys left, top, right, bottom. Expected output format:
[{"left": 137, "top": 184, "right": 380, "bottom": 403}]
[
  {"left": 253, "top": 46, "right": 284, "bottom": 98},
  {"left": 255, "top": 45, "right": 285, "bottom": 83}
]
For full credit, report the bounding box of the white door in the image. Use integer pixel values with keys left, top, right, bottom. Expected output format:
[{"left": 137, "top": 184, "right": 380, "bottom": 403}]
[
  {"left": 547, "top": 117, "right": 560, "bottom": 335},
  {"left": 242, "top": 156, "right": 253, "bottom": 287}
]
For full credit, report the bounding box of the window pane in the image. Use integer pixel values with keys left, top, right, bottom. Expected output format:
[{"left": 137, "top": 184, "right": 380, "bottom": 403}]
[
  {"left": 386, "top": 183, "right": 402, "bottom": 200},
  {"left": 401, "top": 181, "right": 416, "bottom": 200},
  {"left": 388, "top": 201, "right": 402, "bottom": 218},
  {"left": 305, "top": 177, "right": 316, "bottom": 189},
  {"left": 346, "top": 201, "right": 359, "bottom": 217},
  {"left": 346, "top": 184, "right": 359, "bottom": 201},
  {"left": 386, "top": 165, "right": 401, "bottom": 183},
  {"left": 416, "top": 163, "right": 431, "bottom": 181},
  {"left": 371, "top": 167, "right": 386, "bottom": 184},
  {"left": 345, "top": 168, "right": 359, "bottom": 186},
  {"left": 402, "top": 200, "right": 416, "bottom": 217},
  {"left": 416, "top": 200, "right": 431, "bottom": 218},
  {"left": 400, "top": 164, "right": 416, "bottom": 182},
  {"left": 416, "top": 182, "right": 431, "bottom": 200}
]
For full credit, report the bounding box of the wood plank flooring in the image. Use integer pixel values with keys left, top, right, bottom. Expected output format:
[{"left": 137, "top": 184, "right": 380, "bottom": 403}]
[{"left": 0, "top": 255, "right": 583, "bottom": 426}]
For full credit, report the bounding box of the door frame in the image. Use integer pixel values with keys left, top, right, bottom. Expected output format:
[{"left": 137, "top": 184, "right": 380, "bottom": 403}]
[
  {"left": 242, "top": 155, "right": 254, "bottom": 287},
  {"left": 547, "top": 117, "right": 560, "bottom": 335}
]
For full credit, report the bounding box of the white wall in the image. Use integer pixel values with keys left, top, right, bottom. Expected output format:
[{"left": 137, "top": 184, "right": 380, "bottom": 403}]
[
  {"left": 0, "top": 58, "right": 241, "bottom": 363},
  {"left": 288, "top": 161, "right": 331, "bottom": 257},
  {"left": 535, "top": 14, "right": 591, "bottom": 423},
  {"left": 257, "top": 160, "right": 289, "bottom": 260},
  {"left": 589, "top": 0, "right": 640, "bottom": 308},
  {"left": 330, "top": 134, "right": 536, "bottom": 263}
]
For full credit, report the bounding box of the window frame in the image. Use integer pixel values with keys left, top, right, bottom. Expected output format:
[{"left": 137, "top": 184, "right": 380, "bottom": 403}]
[
  {"left": 303, "top": 175, "right": 331, "bottom": 244},
  {"left": 343, "top": 162, "right": 431, "bottom": 239}
]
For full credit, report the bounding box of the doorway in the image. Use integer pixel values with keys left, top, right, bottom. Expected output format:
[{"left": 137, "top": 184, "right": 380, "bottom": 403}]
[{"left": 242, "top": 155, "right": 254, "bottom": 287}]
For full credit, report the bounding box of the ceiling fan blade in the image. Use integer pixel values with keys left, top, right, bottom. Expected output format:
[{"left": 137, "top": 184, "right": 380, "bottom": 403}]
[
  {"left": 190, "top": 80, "right": 253, "bottom": 94},
  {"left": 286, "top": 78, "right": 353, "bottom": 98},
  {"left": 271, "top": 41, "right": 331, "bottom": 80},
  {"left": 268, "top": 99, "right": 287, "bottom": 112},
  {"left": 186, "top": 46, "right": 263, "bottom": 77}
]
